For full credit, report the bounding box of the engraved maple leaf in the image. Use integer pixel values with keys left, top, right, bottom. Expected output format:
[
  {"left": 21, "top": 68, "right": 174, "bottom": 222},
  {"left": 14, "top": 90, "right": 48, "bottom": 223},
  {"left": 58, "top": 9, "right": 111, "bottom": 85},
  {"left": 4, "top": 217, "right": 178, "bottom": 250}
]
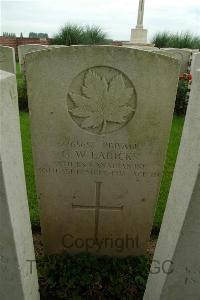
[{"left": 69, "top": 70, "right": 135, "bottom": 133}]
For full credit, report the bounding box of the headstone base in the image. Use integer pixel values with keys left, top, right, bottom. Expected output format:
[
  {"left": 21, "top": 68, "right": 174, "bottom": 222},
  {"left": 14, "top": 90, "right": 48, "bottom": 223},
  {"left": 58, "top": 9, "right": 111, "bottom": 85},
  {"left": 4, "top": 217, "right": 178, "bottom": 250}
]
[{"left": 130, "top": 28, "right": 148, "bottom": 44}]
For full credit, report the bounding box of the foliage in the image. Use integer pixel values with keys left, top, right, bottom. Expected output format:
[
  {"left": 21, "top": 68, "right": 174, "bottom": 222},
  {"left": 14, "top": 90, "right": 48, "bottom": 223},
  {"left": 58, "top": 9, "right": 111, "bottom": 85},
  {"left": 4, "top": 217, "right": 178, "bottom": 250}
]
[
  {"left": 20, "top": 113, "right": 39, "bottom": 227},
  {"left": 52, "top": 24, "right": 110, "bottom": 46},
  {"left": 152, "top": 32, "right": 200, "bottom": 49},
  {"left": 37, "top": 252, "right": 150, "bottom": 299},
  {"left": 53, "top": 24, "right": 84, "bottom": 45},
  {"left": 16, "top": 63, "right": 28, "bottom": 111},
  {"left": 154, "top": 116, "right": 185, "bottom": 230},
  {"left": 175, "top": 79, "right": 189, "bottom": 115},
  {"left": 29, "top": 32, "right": 48, "bottom": 38},
  {"left": 83, "top": 25, "right": 108, "bottom": 44},
  {"left": 3, "top": 32, "right": 16, "bottom": 37}
]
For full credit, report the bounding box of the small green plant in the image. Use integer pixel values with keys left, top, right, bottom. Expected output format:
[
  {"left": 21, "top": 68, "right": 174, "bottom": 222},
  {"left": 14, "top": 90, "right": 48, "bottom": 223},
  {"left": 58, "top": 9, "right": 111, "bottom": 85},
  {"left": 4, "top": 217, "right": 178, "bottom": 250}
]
[
  {"left": 37, "top": 252, "right": 150, "bottom": 299},
  {"left": 152, "top": 32, "right": 200, "bottom": 49}
]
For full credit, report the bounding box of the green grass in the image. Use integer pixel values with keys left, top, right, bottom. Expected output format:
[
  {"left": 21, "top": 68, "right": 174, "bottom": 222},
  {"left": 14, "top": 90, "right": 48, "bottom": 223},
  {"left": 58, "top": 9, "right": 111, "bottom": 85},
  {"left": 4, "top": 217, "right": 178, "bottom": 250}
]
[
  {"left": 20, "top": 112, "right": 39, "bottom": 227},
  {"left": 154, "top": 116, "right": 185, "bottom": 228},
  {"left": 152, "top": 31, "right": 200, "bottom": 49},
  {"left": 20, "top": 113, "right": 184, "bottom": 230}
]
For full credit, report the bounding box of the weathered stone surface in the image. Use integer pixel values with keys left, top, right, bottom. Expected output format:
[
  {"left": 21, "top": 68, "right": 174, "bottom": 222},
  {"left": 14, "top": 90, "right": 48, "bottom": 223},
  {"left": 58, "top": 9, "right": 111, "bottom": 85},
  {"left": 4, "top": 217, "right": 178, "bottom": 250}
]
[
  {"left": 48, "top": 45, "right": 68, "bottom": 48},
  {"left": 144, "top": 70, "right": 200, "bottom": 300},
  {"left": 0, "top": 71, "right": 39, "bottom": 299},
  {"left": 161, "top": 48, "right": 192, "bottom": 73},
  {"left": 123, "top": 44, "right": 155, "bottom": 49},
  {"left": 0, "top": 46, "right": 16, "bottom": 73},
  {"left": 130, "top": 28, "right": 148, "bottom": 44},
  {"left": 18, "top": 44, "right": 47, "bottom": 72},
  {"left": 26, "top": 46, "right": 179, "bottom": 256}
]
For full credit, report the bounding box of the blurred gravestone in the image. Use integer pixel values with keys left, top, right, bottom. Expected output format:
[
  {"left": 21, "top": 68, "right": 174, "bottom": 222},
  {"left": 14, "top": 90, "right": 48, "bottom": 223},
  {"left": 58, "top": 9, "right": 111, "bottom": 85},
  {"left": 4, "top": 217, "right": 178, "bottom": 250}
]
[
  {"left": 0, "top": 46, "right": 16, "bottom": 73},
  {"left": 18, "top": 44, "right": 47, "bottom": 72},
  {"left": 144, "top": 69, "right": 200, "bottom": 300},
  {"left": 162, "top": 48, "right": 192, "bottom": 73},
  {"left": 0, "top": 70, "right": 39, "bottom": 300},
  {"left": 191, "top": 52, "right": 200, "bottom": 74}
]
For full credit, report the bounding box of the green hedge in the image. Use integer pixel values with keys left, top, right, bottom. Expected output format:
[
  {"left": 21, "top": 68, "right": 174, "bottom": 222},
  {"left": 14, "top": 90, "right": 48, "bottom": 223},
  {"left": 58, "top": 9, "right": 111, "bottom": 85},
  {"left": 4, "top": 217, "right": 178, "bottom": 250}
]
[
  {"left": 152, "top": 32, "right": 200, "bottom": 49},
  {"left": 52, "top": 24, "right": 112, "bottom": 46}
]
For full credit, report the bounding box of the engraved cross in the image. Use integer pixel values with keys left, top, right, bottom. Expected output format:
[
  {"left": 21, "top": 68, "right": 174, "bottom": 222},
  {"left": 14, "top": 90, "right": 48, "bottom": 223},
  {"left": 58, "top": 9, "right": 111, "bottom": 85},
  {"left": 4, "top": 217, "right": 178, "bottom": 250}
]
[{"left": 72, "top": 182, "right": 123, "bottom": 240}]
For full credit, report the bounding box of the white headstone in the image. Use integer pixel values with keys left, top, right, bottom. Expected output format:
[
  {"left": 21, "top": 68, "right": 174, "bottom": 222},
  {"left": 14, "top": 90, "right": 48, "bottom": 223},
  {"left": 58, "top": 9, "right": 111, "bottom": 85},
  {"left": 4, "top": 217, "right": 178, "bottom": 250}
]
[
  {"left": 0, "top": 71, "right": 39, "bottom": 300},
  {"left": 0, "top": 46, "right": 16, "bottom": 74},
  {"left": 18, "top": 44, "right": 48, "bottom": 72},
  {"left": 162, "top": 48, "right": 192, "bottom": 73},
  {"left": 191, "top": 52, "right": 200, "bottom": 74},
  {"left": 26, "top": 46, "right": 179, "bottom": 256},
  {"left": 144, "top": 69, "right": 200, "bottom": 300}
]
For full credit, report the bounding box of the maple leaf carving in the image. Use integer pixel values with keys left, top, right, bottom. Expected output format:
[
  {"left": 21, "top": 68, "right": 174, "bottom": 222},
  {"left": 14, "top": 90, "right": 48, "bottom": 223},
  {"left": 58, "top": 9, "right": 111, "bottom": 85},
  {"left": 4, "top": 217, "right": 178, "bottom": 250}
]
[{"left": 69, "top": 70, "right": 135, "bottom": 133}]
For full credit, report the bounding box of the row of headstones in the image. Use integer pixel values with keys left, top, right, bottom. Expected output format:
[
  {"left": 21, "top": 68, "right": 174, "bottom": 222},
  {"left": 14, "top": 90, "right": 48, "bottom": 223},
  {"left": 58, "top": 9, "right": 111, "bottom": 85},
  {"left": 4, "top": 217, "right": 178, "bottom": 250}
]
[
  {"left": 124, "top": 45, "right": 200, "bottom": 74},
  {"left": 0, "top": 46, "right": 200, "bottom": 299},
  {"left": 0, "top": 44, "right": 200, "bottom": 75},
  {"left": 0, "top": 44, "right": 67, "bottom": 74}
]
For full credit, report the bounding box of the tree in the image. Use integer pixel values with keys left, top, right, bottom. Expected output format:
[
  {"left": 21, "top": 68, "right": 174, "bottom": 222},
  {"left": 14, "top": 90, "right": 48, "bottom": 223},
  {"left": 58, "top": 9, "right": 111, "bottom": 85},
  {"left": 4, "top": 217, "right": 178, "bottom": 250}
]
[
  {"left": 3, "top": 32, "right": 16, "bottom": 37},
  {"left": 29, "top": 32, "right": 38, "bottom": 38},
  {"left": 37, "top": 33, "right": 48, "bottom": 38},
  {"left": 29, "top": 32, "right": 48, "bottom": 38}
]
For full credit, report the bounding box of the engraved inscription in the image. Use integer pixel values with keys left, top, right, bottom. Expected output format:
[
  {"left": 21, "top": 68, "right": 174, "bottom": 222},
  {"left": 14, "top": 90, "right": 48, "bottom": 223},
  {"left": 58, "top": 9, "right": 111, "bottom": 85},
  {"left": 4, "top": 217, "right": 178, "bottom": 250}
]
[
  {"left": 72, "top": 182, "right": 123, "bottom": 240},
  {"left": 37, "top": 137, "right": 162, "bottom": 179},
  {"left": 67, "top": 67, "right": 137, "bottom": 134}
]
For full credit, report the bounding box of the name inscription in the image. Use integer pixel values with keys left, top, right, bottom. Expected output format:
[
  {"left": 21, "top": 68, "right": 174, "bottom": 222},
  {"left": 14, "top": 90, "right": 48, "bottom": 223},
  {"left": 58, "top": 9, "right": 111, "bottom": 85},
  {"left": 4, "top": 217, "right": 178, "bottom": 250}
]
[{"left": 37, "top": 137, "right": 161, "bottom": 179}]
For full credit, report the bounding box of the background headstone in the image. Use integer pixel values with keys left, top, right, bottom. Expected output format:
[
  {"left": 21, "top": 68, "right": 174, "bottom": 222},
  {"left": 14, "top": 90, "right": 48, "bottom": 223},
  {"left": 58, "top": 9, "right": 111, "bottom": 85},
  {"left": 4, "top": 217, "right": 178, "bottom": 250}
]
[
  {"left": 0, "top": 46, "right": 16, "bottom": 74},
  {"left": 26, "top": 46, "right": 179, "bottom": 256},
  {"left": 0, "top": 71, "right": 39, "bottom": 300},
  {"left": 144, "top": 69, "right": 200, "bottom": 300},
  {"left": 191, "top": 52, "right": 200, "bottom": 74},
  {"left": 162, "top": 48, "right": 192, "bottom": 73},
  {"left": 48, "top": 45, "right": 68, "bottom": 48},
  {"left": 18, "top": 44, "right": 48, "bottom": 72}
]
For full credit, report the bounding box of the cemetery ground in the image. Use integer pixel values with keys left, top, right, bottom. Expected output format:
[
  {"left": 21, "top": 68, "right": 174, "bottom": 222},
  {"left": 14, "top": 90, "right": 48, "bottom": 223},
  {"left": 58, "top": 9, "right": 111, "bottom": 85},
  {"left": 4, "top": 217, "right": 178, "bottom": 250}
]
[{"left": 19, "top": 111, "right": 184, "bottom": 299}]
